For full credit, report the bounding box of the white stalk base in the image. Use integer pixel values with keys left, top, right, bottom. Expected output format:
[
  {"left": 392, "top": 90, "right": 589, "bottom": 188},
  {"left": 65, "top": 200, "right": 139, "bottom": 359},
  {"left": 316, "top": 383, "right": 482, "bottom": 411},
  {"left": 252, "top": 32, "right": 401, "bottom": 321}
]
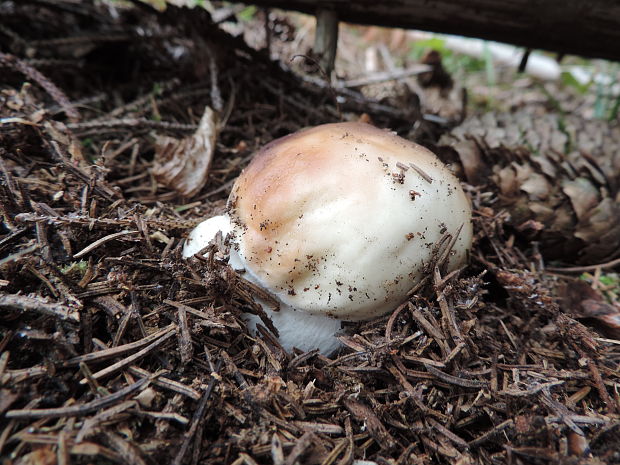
[{"left": 244, "top": 303, "right": 343, "bottom": 355}]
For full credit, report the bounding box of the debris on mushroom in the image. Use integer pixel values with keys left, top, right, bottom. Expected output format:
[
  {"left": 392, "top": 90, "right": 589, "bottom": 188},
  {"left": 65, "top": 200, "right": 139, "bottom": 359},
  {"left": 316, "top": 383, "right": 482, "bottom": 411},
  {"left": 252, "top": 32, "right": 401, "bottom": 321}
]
[{"left": 184, "top": 122, "right": 473, "bottom": 354}]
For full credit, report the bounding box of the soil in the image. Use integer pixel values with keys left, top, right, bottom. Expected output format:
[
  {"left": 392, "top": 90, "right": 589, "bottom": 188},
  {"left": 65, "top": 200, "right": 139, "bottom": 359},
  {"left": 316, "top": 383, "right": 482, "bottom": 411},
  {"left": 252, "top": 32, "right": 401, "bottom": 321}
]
[{"left": 1, "top": 2, "right": 619, "bottom": 465}]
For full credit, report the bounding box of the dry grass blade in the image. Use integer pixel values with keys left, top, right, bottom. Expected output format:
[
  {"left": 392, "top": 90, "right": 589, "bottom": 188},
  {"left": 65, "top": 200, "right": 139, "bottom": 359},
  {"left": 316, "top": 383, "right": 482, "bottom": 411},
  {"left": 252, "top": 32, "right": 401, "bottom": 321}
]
[{"left": 73, "top": 230, "right": 139, "bottom": 258}]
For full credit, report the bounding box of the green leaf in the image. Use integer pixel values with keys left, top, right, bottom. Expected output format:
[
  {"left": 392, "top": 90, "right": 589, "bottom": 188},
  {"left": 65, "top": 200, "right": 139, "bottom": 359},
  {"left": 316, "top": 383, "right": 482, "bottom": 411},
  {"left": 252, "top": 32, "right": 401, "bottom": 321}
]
[{"left": 237, "top": 5, "right": 257, "bottom": 22}]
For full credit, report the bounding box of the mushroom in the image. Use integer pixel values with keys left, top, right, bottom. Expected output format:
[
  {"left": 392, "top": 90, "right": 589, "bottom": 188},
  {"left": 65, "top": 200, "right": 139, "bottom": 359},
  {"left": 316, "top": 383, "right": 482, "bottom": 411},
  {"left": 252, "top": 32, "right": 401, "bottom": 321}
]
[{"left": 183, "top": 122, "right": 473, "bottom": 354}]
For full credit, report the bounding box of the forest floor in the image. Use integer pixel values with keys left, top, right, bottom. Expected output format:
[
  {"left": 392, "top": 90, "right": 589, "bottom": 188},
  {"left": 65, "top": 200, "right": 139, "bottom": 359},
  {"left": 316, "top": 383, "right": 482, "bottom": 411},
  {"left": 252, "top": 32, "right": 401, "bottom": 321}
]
[{"left": 1, "top": 2, "right": 620, "bottom": 465}]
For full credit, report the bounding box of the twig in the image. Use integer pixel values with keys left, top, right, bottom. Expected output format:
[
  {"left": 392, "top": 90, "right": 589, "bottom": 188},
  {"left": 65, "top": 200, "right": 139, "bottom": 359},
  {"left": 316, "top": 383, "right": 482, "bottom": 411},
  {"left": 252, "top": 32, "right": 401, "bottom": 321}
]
[
  {"left": 546, "top": 256, "right": 620, "bottom": 273},
  {"left": 0, "top": 244, "right": 39, "bottom": 267},
  {"left": 291, "top": 54, "right": 342, "bottom": 120},
  {"left": 0, "top": 351, "right": 9, "bottom": 380},
  {"left": 498, "top": 380, "right": 565, "bottom": 397},
  {"left": 6, "top": 376, "right": 151, "bottom": 419},
  {"left": 408, "top": 162, "right": 433, "bottom": 183},
  {"left": 434, "top": 267, "right": 462, "bottom": 344},
  {"left": 424, "top": 363, "right": 488, "bottom": 389},
  {"left": 0, "top": 52, "right": 79, "bottom": 120},
  {"left": 288, "top": 349, "right": 320, "bottom": 369},
  {"left": 208, "top": 46, "right": 223, "bottom": 113},
  {"left": 172, "top": 359, "right": 223, "bottom": 465},
  {"left": 0, "top": 294, "right": 79, "bottom": 323},
  {"left": 176, "top": 300, "right": 193, "bottom": 365},
  {"left": 293, "top": 421, "right": 343, "bottom": 435},
  {"left": 468, "top": 420, "right": 514, "bottom": 448},
  {"left": 444, "top": 342, "right": 467, "bottom": 365},
  {"left": 338, "top": 65, "right": 432, "bottom": 88},
  {"left": 344, "top": 399, "right": 396, "bottom": 451},
  {"left": 15, "top": 212, "right": 195, "bottom": 231},
  {"left": 45, "top": 139, "right": 120, "bottom": 201},
  {"left": 409, "top": 304, "right": 450, "bottom": 358},
  {"left": 546, "top": 415, "right": 607, "bottom": 425},
  {"left": 427, "top": 417, "right": 469, "bottom": 449},
  {"left": 320, "top": 439, "right": 347, "bottom": 465},
  {"left": 385, "top": 303, "right": 408, "bottom": 343},
  {"left": 79, "top": 328, "right": 177, "bottom": 384},
  {"left": 586, "top": 358, "right": 618, "bottom": 414},
  {"left": 75, "top": 400, "right": 136, "bottom": 442},
  {"left": 62, "top": 324, "right": 176, "bottom": 367},
  {"left": 128, "top": 366, "right": 200, "bottom": 400},
  {"left": 271, "top": 433, "right": 285, "bottom": 465},
  {"left": 67, "top": 118, "right": 197, "bottom": 132},
  {"left": 1, "top": 365, "right": 47, "bottom": 385},
  {"left": 90, "top": 78, "right": 180, "bottom": 122},
  {"left": 104, "top": 431, "right": 148, "bottom": 465},
  {"left": 539, "top": 389, "right": 585, "bottom": 436}
]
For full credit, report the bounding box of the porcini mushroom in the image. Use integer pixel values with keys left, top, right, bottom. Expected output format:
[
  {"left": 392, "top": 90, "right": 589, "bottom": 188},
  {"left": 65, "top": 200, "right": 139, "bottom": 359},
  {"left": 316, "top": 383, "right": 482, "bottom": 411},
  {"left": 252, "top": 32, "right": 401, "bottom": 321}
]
[{"left": 184, "top": 122, "right": 473, "bottom": 354}]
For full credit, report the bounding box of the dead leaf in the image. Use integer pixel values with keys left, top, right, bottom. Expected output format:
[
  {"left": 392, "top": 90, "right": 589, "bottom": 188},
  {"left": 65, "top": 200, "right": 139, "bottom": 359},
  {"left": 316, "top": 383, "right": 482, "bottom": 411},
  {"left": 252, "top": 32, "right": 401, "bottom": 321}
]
[
  {"left": 451, "top": 140, "right": 486, "bottom": 185},
  {"left": 557, "top": 280, "right": 620, "bottom": 339},
  {"left": 562, "top": 178, "right": 600, "bottom": 221},
  {"left": 153, "top": 106, "right": 218, "bottom": 197}
]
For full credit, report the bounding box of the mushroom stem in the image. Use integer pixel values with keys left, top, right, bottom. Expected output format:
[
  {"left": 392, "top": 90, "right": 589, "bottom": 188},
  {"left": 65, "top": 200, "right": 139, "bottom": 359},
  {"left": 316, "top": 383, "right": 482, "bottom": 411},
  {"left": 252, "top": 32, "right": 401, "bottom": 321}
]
[
  {"left": 183, "top": 215, "right": 343, "bottom": 354},
  {"left": 244, "top": 304, "right": 342, "bottom": 354}
]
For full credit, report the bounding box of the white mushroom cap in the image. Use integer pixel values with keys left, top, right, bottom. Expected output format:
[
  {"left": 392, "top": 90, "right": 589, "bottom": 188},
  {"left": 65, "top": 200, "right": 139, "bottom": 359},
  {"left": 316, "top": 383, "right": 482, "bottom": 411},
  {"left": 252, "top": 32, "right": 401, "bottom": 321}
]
[
  {"left": 229, "top": 122, "right": 472, "bottom": 320},
  {"left": 184, "top": 122, "right": 473, "bottom": 354}
]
